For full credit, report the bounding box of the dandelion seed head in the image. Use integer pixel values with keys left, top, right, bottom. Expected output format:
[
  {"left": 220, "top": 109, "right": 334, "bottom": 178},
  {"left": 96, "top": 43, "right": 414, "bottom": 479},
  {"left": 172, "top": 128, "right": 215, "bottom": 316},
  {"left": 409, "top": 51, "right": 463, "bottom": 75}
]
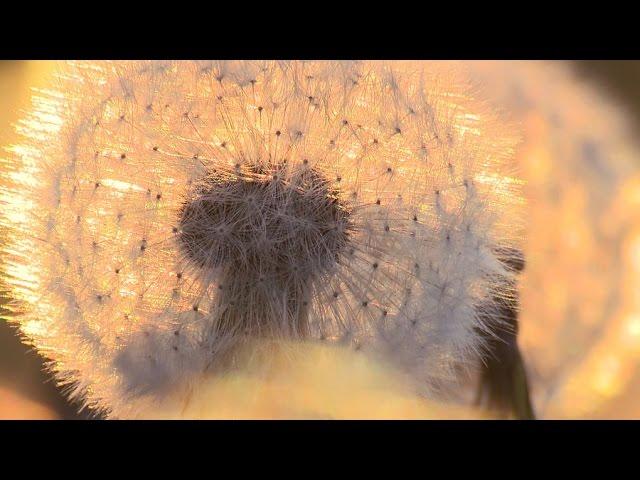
[{"left": 1, "top": 61, "right": 521, "bottom": 417}]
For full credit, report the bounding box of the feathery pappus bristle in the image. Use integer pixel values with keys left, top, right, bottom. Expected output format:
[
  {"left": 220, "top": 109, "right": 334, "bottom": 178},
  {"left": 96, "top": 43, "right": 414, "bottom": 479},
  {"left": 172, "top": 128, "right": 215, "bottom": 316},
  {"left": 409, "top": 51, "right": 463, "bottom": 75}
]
[{"left": 0, "top": 61, "right": 522, "bottom": 417}]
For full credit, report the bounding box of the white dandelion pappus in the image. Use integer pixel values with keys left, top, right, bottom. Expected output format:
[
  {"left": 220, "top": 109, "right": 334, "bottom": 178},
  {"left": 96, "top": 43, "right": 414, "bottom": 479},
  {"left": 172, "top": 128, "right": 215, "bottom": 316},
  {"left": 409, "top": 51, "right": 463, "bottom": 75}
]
[{"left": 1, "top": 61, "right": 522, "bottom": 418}]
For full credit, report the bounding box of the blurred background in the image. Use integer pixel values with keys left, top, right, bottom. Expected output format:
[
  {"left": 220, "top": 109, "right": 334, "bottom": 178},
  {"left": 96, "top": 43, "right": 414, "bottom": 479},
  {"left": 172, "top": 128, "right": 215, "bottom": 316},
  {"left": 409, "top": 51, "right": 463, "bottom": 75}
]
[{"left": 1, "top": 60, "right": 639, "bottom": 419}]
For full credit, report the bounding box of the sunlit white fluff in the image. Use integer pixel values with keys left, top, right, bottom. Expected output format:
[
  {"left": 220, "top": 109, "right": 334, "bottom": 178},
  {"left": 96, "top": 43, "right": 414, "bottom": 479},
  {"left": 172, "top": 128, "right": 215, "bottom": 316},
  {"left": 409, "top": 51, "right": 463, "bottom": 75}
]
[{"left": 1, "top": 61, "right": 521, "bottom": 418}]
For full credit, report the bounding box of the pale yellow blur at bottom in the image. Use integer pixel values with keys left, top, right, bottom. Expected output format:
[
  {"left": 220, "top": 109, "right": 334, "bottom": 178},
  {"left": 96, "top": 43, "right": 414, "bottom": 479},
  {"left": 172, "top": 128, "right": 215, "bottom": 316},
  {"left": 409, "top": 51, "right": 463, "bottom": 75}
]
[{"left": 138, "top": 341, "right": 486, "bottom": 419}]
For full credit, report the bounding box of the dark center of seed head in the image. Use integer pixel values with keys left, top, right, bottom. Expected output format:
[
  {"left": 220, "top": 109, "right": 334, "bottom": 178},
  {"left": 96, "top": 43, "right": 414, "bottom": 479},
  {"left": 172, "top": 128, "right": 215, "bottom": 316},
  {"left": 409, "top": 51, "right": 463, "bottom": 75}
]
[{"left": 178, "top": 165, "right": 351, "bottom": 287}]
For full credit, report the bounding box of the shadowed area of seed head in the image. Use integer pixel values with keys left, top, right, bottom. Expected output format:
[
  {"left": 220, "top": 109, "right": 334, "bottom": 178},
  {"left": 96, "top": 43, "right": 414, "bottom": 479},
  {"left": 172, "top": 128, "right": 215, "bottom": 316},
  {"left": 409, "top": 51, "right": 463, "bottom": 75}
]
[{"left": 178, "top": 165, "right": 352, "bottom": 286}]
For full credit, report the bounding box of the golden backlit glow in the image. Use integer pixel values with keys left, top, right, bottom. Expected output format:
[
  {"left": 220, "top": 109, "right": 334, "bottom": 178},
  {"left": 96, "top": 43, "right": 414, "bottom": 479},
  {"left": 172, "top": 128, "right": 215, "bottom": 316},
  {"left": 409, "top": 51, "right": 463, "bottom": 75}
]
[
  {"left": 3, "top": 60, "right": 640, "bottom": 418},
  {"left": 0, "top": 386, "right": 58, "bottom": 420}
]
